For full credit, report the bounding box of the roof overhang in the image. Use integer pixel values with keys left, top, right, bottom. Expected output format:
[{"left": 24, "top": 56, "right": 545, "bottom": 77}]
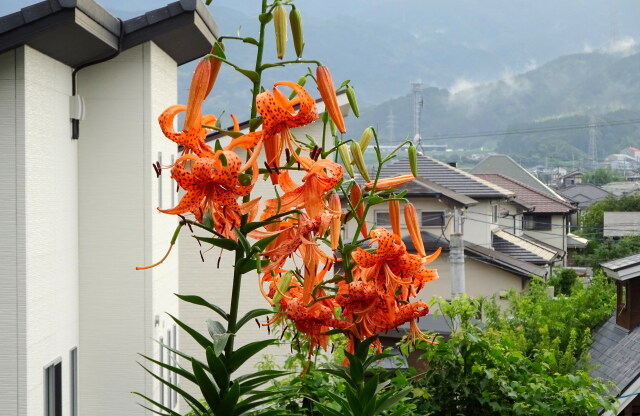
[{"left": 0, "top": 0, "right": 218, "bottom": 67}]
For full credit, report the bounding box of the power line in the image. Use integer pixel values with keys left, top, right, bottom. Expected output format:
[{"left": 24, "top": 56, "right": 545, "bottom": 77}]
[{"left": 420, "top": 118, "right": 640, "bottom": 142}]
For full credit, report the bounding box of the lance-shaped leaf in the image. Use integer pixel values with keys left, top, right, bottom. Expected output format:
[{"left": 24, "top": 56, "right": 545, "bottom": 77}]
[
  {"left": 236, "top": 308, "right": 274, "bottom": 330},
  {"left": 137, "top": 363, "right": 207, "bottom": 414},
  {"left": 138, "top": 353, "right": 197, "bottom": 384},
  {"left": 205, "top": 346, "right": 229, "bottom": 391},
  {"left": 206, "top": 319, "right": 231, "bottom": 357},
  {"left": 192, "top": 358, "right": 221, "bottom": 409},
  {"left": 229, "top": 339, "right": 277, "bottom": 373},
  {"left": 167, "top": 313, "right": 212, "bottom": 350},
  {"left": 175, "top": 294, "right": 229, "bottom": 321},
  {"left": 193, "top": 236, "right": 238, "bottom": 251}
]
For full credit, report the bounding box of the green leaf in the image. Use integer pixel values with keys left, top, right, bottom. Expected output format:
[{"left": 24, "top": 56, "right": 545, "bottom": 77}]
[
  {"left": 241, "top": 219, "right": 278, "bottom": 234},
  {"left": 205, "top": 346, "right": 230, "bottom": 390},
  {"left": 249, "top": 117, "right": 263, "bottom": 131},
  {"left": 344, "top": 351, "right": 364, "bottom": 386},
  {"left": 175, "top": 294, "right": 229, "bottom": 321},
  {"left": 237, "top": 257, "right": 266, "bottom": 275},
  {"left": 314, "top": 403, "right": 343, "bottom": 416},
  {"left": 132, "top": 392, "right": 181, "bottom": 416},
  {"left": 259, "top": 12, "right": 273, "bottom": 24},
  {"left": 167, "top": 313, "right": 212, "bottom": 350},
  {"left": 137, "top": 363, "right": 207, "bottom": 413},
  {"left": 367, "top": 195, "right": 386, "bottom": 205},
  {"left": 236, "top": 308, "right": 274, "bottom": 330},
  {"left": 251, "top": 233, "right": 280, "bottom": 253},
  {"left": 193, "top": 236, "right": 238, "bottom": 251},
  {"left": 236, "top": 370, "right": 290, "bottom": 392},
  {"left": 234, "top": 227, "right": 251, "bottom": 254},
  {"left": 192, "top": 358, "right": 221, "bottom": 409},
  {"left": 372, "top": 386, "right": 412, "bottom": 415},
  {"left": 229, "top": 339, "right": 277, "bottom": 372},
  {"left": 206, "top": 320, "right": 230, "bottom": 356},
  {"left": 206, "top": 125, "right": 245, "bottom": 138},
  {"left": 203, "top": 211, "right": 214, "bottom": 231},
  {"left": 138, "top": 353, "right": 197, "bottom": 384},
  {"left": 235, "top": 68, "right": 260, "bottom": 83},
  {"left": 242, "top": 37, "right": 259, "bottom": 46},
  {"left": 218, "top": 381, "right": 241, "bottom": 416},
  {"left": 152, "top": 339, "right": 209, "bottom": 373}
]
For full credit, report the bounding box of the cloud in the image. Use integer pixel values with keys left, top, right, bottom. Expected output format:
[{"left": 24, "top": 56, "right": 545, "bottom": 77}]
[
  {"left": 449, "top": 78, "right": 480, "bottom": 95},
  {"left": 605, "top": 36, "right": 638, "bottom": 55}
]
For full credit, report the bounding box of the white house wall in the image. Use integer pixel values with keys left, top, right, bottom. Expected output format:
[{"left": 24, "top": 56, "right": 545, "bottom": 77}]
[
  {"left": 0, "top": 46, "right": 79, "bottom": 416},
  {"left": 78, "top": 42, "right": 179, "bottom": 416}
]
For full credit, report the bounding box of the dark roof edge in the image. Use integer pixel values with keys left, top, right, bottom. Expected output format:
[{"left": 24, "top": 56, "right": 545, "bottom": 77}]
[
  {"left": 465, "top": 241, "right": 546, "bottom": 278},
  {"left": 0, "top": 0, "right": 218, "bottom": 67}
]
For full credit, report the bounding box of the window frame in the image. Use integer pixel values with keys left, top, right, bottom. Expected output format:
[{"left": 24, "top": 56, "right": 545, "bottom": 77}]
[
  {"left": 523, "top": 213, "right": 552, "bottom": 231},
  {"left": 44, "top": 358, "right": 62, "bottom": 416},
  {"left": 421, "top": 211, "right": 445, "bottom": 227}
]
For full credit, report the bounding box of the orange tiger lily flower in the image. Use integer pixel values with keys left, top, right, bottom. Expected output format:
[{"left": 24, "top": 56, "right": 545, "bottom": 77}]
[
  {"left": 349, "top": 183, "right": 368, "bottom": 238},
  {"left": 251, "top": 81, "right": 319, "bottom": 183},
  {"left": 364, "top": 174, "right": 415, "bottom": 191},
  {"left": 388, "top": 199, "right": 401, "bottom": 237},
  {"left": 263, "top": 156, "right": 344, "bottom": 219},
  {"left": 159, "top": 150, "right": 258, "bottom": 239},
  {"left": 158, "top": 58, "right": 217, "bottom": 157}
]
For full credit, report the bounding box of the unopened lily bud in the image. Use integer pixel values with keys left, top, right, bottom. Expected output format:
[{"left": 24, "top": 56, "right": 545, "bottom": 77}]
[
  {"left": 206, "top": 41, "right": 225, "bottom": 97},
  {"left": 273, "top": 2, "right": 287, "bottom": 59},
  {"left": 329, "top": 194, "right": 342, "bottom": 250},
  {"left": 404, "top": 203, "right": 426, "bottom": 258},
  {"left": 338, "top": 144, "right": 354, "bottom": 178},
  {"left": 350, "top": 141, "right": 370, "bottom": 181},
  {"left": 289, "top": 5, "right": 304, "bottom": 58},
  {"left": 184, "top": 58, "right": 211, "bottom": 131},
  {"left": 408, "top": 143, "right": 418, "bottom": 177},
  {"left": 359, "top": 127, "right": 374, "bottom": 152},
  {"left": 389, "top": 199, "right": 401, "bottom": 237},
  {"left": 349, "top": 183, "right": 368, "bottom": 238},
  {"left": 346, "top": 86, "right": 359, "bottom": 118},
  {"left": 329, "top": 119, "right": 337, "bottom": 137},
  {"left": 316, "top": 66, "right": 346, "bottom": 134},
  {"left": 273, "top": 271, "right": 293, "bottom": 304}
]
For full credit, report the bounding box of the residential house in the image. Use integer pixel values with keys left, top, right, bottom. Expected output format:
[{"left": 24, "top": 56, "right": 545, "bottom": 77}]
[
  {"left": 558, "top": 183, "right": 611, "bottom": 229},
  {"left": 621, "top": 146, "right": 640, "bottom": 159},
  {"left": 602, "top": 181, "right": 640, "bottom": 197},
  {"left": 603, "top": 212, "right": 640, "bottom": 237},
  {"left": 603, "top": 153, "right": 639, "bottom": 176},
  {"left": 343, "top": 154, "right": 552, "bottom": 311},
  {"left": 471, "top": 154, "right": 566, "bottom": 199},
  {"left": 0, "top": 0, "right": 217, "bottom": 415},
  {"left": 590, "top": 253, "right": 640, "bottom": 415},
  {"left": 557, "top": 170, "right": 584, "bottom": 188},
  {"left": 474, "top": 173, "right": 579, "bottom": 267}
]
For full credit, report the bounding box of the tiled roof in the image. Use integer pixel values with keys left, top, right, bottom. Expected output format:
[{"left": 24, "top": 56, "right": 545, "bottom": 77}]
[
  {"left": 601, "top": 253, "right": 640, "bottom": 272},
  {"left": 590, "top": 316, "right": 640, "bottom": 395},
  {"left": 401, "top": 232, "right": 546, "bottom": 279},
  {"left": 558, "top": 184, "right": 611, "bottom": 209},
  {"left": 379, "top": 155, "right": 514, "bottom": 199},
  {"left": 492, "top": 229, "right": 559, "bottom": 265},
  {"left": 470, "top": 154, "right": 565, "bottom": 199},
  {"left": 475, "top": 173, "right": 575, "bottom": 214}
]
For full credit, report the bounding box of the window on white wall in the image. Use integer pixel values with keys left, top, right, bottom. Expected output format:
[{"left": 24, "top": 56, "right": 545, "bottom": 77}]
[
  {"left": 70, "top": 348, "right": 78, "bottom": 416},
  {"left": 44, "top": 360, "right": 62, "bottom": 416},
  {"left": 421, "top": 211, "right": 445, "bottom": 227},
  {"left": 375, "top": 211, "right": 390, "bottom": 227},
  {"left": 523, "top": 214, "right": 552, "bottom": 231}
]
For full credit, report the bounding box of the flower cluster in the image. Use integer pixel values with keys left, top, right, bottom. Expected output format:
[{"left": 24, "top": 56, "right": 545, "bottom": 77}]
[{"left": 156, "top": 54, "right": 440, "bottom": 366}]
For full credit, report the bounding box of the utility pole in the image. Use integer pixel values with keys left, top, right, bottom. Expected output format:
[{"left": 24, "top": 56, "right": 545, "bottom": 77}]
[{"left": 450, "top": 207, "right": 466, "bottom": 297}]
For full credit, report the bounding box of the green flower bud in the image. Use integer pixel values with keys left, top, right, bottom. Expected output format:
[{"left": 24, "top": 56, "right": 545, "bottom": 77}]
[
  {"left": 359, "top": 127, "right": 374, "bottom": 152},
  {"left": 346, "top": 86, "right": 359, "bottom": 118},
  {"left": 350, "top": 141, "right": 370, "bottom": 181},
  {"left": 338, "top": 143, "right": 354, "bottom": 178}
]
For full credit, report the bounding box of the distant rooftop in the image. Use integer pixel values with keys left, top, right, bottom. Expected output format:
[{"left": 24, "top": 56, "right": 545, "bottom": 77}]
[
  {"left": 475, "top": 173, "right": 575, "bottom": 214},
  {"left": 380, "top": 155, "right": 514, "bottom": 199}
]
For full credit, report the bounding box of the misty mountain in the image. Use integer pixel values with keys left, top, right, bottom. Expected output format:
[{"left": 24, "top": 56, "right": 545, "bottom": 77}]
[{"left": 348, "top": 48, "right": 640, "bottom": 167}]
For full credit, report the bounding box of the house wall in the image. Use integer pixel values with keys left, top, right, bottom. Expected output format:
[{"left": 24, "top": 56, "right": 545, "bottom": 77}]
[
  {"left": 525, "top": 214, "right": 566, "bottom": 258},
  {"left": 78, "top": 42, "right": 179, "bottom": 415},
  {"left": 461, "top": 200, "right": 498, "bottom": 247},
  {"left": 496, "top": 203, "right": 523, "bottom": 236},
  {"left": 0, "top": 46, "right": 79, "bottom": 416},
  {"left": 419, "top": 253, "right": 526, "bottom": 304}
]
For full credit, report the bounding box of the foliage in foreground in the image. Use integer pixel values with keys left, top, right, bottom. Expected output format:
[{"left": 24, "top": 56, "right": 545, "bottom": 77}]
[{"left": 406, "top": 276, "right": 616, "bottom": 415}]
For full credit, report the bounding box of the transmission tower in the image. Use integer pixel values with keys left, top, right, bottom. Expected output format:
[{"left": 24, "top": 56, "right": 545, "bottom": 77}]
[
  {"left": 386, "top": 109, "right": 395, "bottom": 145},
  {"left": 588, "top": 115, "right": 599, "bottom": 170},
  {"left": 411, "top": 80, "right": 425, "bottom": 153}
]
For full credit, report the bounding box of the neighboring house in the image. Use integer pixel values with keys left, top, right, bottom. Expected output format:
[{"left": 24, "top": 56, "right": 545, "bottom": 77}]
[
  {"left": 343, "top": 154, "right": 551, "bottom": 312},
  {"left": 470, "top": 154, "right": 565, "bottom": 199},
  {"left": 558, "top": 184, "right": 611, "bottom": 209},
  {"left": 603, "top": 153, "right": 639, "bottom": 175},
  {"left": 591, "top": 254, "right": 640, "bottom": 415},
  {"left": 475, "top": 173, "right": 578, "bottom": 267},
  {"left": 603, "top": 212, "right": 640, "bottom": 237},
  {"left": 0, "top": 1, "right": 217, "bottom": 415},
  {"left": 621, "top": 146, "right": 640, "bottom": 159},
  {"left": 602, "top": 181, "right": 640, "bottom": 197},
  {"left": 557, "top": 169, "right": 583, "bottom": 188}
]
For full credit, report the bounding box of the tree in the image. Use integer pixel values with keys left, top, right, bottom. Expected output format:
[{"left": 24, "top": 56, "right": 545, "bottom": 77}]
[{"left": 582, "top": 168, "right": 623, "bottom": 186}]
